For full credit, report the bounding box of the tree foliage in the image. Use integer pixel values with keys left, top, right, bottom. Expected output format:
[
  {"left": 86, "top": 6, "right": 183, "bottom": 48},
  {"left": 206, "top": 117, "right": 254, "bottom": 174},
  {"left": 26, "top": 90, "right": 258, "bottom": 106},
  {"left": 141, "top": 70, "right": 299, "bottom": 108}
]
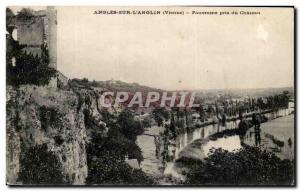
[
  {"left": 16, "top": 8, "right": 35, "bottom": 20},
  {"left": 152, "top": 108, "right": 170, "bottom": 127},
  {"left": 18, "top": 144, "right": 66, "bottom": 184},
  {"left": 86, "top": 153, "right": 152, "bottom": 185},
  {"left": 117, "top": 109, "right": 144, "bottom": 140},
  {"left": 184, "top": 146, "right": 294, "bottom": 185},
  {"left": 86, "top": 109, "right": 152, "bottom": 185}
]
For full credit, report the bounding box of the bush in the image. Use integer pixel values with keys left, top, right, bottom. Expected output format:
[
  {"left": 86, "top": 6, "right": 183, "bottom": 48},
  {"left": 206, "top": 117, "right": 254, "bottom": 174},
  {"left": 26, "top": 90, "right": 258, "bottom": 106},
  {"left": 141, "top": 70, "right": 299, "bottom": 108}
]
[
  {"left": 86, "top": 154, "right": 153, "bottom": 185},
  {"left": 117, "top": 109, "right": 144, "bottom": 140},
  {"left": 142, "top": 116, "right": 152, "bottom": 128},
  {"left": 7, "top": 45, "right": 56, "bottom": 87},
  {"left": 85, "top": 111, "right": 151, "bottom": 185},
  {"left": 152, "top": 108, "right": 169, "bottom": 127},
  {"left": 184, "top": 146, "right": 294, "bottom": 185},
  {"left": 18, "top": 144, "right": 66, "bottom": 184},
  {"left": 39, "top": 106, "right": 59, "bottom": 131}
]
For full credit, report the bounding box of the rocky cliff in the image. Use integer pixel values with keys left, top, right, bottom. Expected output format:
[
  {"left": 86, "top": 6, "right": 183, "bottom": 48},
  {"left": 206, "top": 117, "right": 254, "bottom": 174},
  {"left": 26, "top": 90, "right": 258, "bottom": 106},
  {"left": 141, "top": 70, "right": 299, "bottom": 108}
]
[{"left": 6, "top": 85, "right": 107, "bottom": 185}]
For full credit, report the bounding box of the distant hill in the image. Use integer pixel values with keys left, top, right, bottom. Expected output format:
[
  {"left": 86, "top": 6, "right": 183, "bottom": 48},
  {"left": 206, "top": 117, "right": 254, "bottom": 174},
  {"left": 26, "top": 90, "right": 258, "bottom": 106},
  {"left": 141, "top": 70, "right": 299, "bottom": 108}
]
[
  {"left": 70, "top": 78, "right": 294, "bottom": 99},
  {"left": 212, "top": 87, "right": 294, "bottom": 99},
  {"left": 70, "top": 78, "right": 163, "bottom": 93}
]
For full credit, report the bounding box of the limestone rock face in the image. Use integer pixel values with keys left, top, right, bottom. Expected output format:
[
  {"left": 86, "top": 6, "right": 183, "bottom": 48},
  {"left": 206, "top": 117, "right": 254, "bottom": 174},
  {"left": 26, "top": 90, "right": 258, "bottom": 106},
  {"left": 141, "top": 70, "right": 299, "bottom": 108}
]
[{"left": 6, "top": 85, "right": 107, "bottom": 185}]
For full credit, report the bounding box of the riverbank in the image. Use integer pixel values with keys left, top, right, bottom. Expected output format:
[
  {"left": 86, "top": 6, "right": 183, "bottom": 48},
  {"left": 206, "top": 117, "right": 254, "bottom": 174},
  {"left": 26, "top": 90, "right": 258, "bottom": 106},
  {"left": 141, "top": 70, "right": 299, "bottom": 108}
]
[
  {"left": 167, "top": 113, "right": 294, "bottom": 182},
  {"left": 136, "top": 108, "right": 294, "bottom": 184},
  {"left": 244, "top": 114, "right": 294, "bottom": 160}
]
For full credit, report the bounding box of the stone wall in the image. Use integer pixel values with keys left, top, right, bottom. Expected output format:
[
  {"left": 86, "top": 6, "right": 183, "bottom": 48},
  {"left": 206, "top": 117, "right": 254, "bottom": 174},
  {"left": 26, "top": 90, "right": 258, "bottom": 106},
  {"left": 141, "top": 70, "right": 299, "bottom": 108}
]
[{"left": 10, "top": 7, "right": 58, "bottom": 88}]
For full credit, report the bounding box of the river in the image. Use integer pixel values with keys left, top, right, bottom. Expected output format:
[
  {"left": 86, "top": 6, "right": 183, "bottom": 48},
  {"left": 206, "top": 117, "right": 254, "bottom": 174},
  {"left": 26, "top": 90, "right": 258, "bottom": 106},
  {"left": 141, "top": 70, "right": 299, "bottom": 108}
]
[{"left": 137, "top": 108, "right": 294, "bottom": 181}]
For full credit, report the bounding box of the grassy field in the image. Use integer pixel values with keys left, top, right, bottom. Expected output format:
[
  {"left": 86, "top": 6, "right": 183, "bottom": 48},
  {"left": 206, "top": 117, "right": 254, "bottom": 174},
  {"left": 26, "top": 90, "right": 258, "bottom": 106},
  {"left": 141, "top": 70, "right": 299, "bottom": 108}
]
[{"left": 244, "top": 114, "right": 294, "bottom": 160}]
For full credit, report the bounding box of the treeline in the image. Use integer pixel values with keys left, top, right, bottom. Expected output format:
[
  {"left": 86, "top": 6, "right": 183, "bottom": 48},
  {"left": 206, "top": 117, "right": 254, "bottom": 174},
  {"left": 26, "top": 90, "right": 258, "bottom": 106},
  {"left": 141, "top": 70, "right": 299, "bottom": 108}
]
[
  {"left": 198, "top": 91, "right": 291, "bottom": 121},
  {"left": 151, "top": 91, "right": 291, "bottom": 130}
]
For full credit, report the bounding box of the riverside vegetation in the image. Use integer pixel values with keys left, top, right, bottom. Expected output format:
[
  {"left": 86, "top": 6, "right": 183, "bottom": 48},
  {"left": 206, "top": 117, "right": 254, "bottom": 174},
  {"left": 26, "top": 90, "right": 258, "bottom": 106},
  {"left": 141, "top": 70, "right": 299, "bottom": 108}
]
[{"left": 6, "top": 8, "right": 294, "bottom": 185}]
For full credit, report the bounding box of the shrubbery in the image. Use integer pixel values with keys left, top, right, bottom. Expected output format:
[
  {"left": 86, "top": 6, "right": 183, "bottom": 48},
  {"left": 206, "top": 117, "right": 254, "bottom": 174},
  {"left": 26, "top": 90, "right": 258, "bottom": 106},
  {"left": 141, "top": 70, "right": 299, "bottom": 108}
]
[
  {"left": 152, "top": 107, "right": 170, "bottom": 127},
  {"left": 184, "top": 146, "right": 294, "bottom": 185},
  {"left": 86, "top": 154, "right": 153, "bottom": 185},
  {"left": 86, "top": 109, "right": 153, "bottom": 185},
  {"left": 18, "top": 144, "right": 66, "bottom": 184}
]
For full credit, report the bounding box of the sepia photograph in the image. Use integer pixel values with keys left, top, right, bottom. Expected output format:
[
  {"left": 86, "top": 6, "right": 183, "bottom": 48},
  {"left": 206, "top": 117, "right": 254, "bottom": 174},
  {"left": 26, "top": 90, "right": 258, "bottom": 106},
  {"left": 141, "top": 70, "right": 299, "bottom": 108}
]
[{"left": 5, "top": 6, "right": 295, "bottom": 186}]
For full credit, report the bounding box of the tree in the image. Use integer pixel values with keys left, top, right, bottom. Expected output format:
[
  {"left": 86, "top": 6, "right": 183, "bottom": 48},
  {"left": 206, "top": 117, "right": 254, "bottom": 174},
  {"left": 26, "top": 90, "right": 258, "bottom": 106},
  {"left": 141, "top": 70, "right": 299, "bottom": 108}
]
[
  {"left": 117, "top": 109, "right": 144, "bottom": 141},
  {"left": 18, "top": 144, "right": 66, "bottom": 184},
  {"left": 152, "top": 108, "right": 169, "bottom": 127},
  {"left": 141, "top": 116, "right": 152, "bottom": 128},
  {"left": 184, "top": 146, "right": 294, "bottom": 185},
  {"left": 86, "top": 153, "right": 152, "bottom": 185},
  {"left": 16, "top": 8, "right": 35, "bottom": 20},
  {"left": 82, "top": 78, "right": 89, "bottom": 83},
  {"left": 86, "top": 109, "right": 150, "bottom": 185}
]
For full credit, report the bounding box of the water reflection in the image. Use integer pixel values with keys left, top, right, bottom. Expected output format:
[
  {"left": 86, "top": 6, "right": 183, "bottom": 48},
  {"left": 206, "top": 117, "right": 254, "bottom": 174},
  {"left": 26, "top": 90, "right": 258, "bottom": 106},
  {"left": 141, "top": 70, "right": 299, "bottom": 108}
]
[
  {"left": 174, "top": 109, "right": 291, "bottom": 160},
  {"left": 137, "top": 109, "right": 292, "bottom": 176},
  {"left": 173, "top": 120, "right": 239, "bottom": 159},
  {"left": 202, "top": 135, "right": 242, "bottom": 156}
]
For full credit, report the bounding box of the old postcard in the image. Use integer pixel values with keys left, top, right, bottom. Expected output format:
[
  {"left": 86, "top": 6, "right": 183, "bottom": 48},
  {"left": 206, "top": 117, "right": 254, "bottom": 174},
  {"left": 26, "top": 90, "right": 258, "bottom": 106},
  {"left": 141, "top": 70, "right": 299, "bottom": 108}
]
[{"left": 6, "top": 6, "right": 295, "bottom": 186}]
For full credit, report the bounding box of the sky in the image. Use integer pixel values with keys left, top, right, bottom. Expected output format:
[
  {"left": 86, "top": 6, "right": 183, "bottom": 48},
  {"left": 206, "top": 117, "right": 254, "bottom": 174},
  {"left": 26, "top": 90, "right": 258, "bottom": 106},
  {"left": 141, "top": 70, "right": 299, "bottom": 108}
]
[{"left": 10, "top": 6, "right": 294, "bottom": 90}]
